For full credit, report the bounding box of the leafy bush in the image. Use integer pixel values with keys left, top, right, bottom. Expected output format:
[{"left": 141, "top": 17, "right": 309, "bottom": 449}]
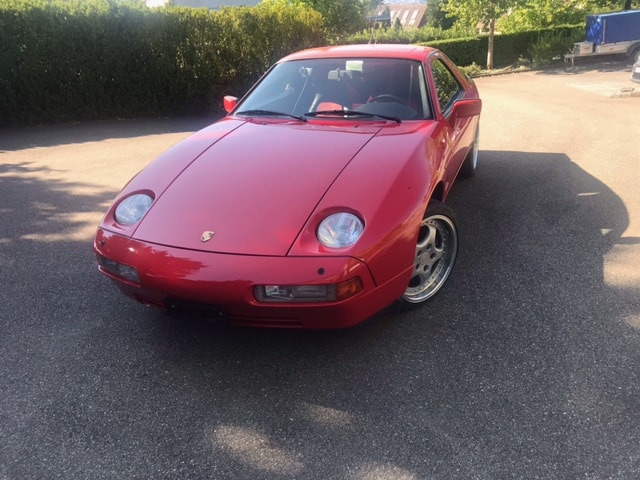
[
  {"left": 496, "top": 0, "right": 631, "bottom": 33},
  {"left": 529, "top": 29, "right": 585, "bottom": 66},
  {"left": 345, "top": 24, "right": 474, "bottom": 45},
  {"left": 0, "top": 0, "right": 588, "bottom": 127},
  {"left": 492, "top": 25, "right": 584, "bottom": 67},
  {"left": 425, "top": 36, "right": 487, "bottom": 67},
  {"left": 457, "top": 62, "right": 484, "bottom": 77},
  {"left": 0, "top": 0, "right": 324, "bottom": 126},
  {"left": 345, "top": 24, "right": 585, "bottom": 70}
]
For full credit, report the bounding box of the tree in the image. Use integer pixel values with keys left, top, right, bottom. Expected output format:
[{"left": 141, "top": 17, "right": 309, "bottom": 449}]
[
  {"left": 301, "top": 0, "right": 367, "bottom": 37},
  {"left": 443, "top": 0, "right": 521, "bottom": 69},
  {"left": 425, "top": 0, "right": 455, "bottom": 29},
  {"left": 591, "top": 0, "right": 639, "bottom": 10},
  {"left": 498, "top": 0, "right": 592, "bottom": 33},
  {"left": 367, "top": 0, "right": 383, "bottom": 12},
  {"left": 499, "top": 0, "right": 640, "bottom": 33},
  {"left": 621, "top": 0, "right": 640, "bottom": 8}
]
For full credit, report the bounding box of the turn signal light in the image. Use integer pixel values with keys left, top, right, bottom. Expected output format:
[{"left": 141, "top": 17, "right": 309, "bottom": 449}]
[
  {"left": 336, "top": 277, "right": 363, "bottom": 300},
  {"left": 255, "top": 277, "right": 363, "bottom": 303}
]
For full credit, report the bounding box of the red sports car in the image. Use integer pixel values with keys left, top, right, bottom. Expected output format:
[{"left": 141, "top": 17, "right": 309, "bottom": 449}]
[{"left": 94, "top": 44, "right": 481, "bottom": 329}]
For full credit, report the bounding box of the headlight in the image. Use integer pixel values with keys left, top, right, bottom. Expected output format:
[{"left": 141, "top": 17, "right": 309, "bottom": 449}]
[
  {"left": 317, "top": 212, "right": 364, "bottom": 248},
  {"left": 114, "top": 193, "right": 154, "bottom": 225}
]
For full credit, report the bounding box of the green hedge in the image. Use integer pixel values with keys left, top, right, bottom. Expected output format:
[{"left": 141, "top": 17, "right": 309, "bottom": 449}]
[
  {"left": 425, "top": 37, "right": 487, "bottom": 67},
  {"left": 348, "top": 25, "right": 584, "bottom": 69},
  {"left": 489, "top": 25, "right": 584, "bottom": 66},
  {"left": 0, "top": 0, "right": 585, "bottom": 127},
  {"left": 0, "top": 0, "right": 324, "bottom": 126}
]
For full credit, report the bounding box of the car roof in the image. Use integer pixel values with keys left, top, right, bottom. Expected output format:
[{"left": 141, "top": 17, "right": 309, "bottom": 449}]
[{"left": 279, "top": 44, "right": 438, "bottom": 63}]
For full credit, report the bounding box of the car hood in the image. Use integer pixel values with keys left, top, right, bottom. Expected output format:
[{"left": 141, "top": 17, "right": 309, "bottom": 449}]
[{"left": 132, "top": 120, "right": 381, "bottom": 255}]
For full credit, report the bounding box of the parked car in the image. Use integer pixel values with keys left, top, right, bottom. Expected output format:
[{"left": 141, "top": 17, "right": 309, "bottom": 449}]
[
  {"left": 94, "top": 44, "right": 482, "bottom": 329},
  {"left": 632, "top": 58, "right": 640, "bottom": 83}
]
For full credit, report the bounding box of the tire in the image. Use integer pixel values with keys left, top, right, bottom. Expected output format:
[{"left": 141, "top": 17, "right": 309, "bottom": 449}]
[
  {"left": 400, "top": 201, "right": 459, "bottom": 306},
  {"left": 460, "top": 127, "right": 479, "bottom": 178}
]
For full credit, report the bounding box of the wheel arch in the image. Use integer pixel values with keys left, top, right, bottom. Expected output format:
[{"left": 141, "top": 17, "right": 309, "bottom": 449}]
[
  {"left": 430, "top": 181, "right": 446, "bottom": 204},
  {"left": 627, "top": 42, "right": 640, "bottom": 62},
  {"left": 399, "top": 199, "right": 459, "bottom": 306}
]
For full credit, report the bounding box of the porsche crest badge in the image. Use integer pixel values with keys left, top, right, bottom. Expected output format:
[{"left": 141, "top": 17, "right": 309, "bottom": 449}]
[{"left": 200, "top": 231, "right": 215, "bottom": 242}]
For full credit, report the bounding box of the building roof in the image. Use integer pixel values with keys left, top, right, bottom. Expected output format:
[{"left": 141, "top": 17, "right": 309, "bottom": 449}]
[{"left": 374, "top": 3, "right": 427, "bottom": 29}]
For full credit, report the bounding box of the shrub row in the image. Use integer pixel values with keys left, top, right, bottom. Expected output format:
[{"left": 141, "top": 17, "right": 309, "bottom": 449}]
[
  {"left": 349, "top": 24, "right": 584, "bottom": 68},
  {"left": 0, "top": 0, "right": 585, "bottom": 127},
  {"left": 0, "top": 0, "right": 324, "bottom": 126}
]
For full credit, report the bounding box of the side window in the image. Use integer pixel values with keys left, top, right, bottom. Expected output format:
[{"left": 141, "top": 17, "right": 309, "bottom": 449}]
[{"left": 431, "top": 59, "right": 463, "bottom": 115}]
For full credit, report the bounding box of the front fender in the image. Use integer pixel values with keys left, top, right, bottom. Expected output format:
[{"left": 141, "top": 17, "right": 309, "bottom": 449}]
[{"left": 289, "top": 121, "right": 441, "bottom": 286}]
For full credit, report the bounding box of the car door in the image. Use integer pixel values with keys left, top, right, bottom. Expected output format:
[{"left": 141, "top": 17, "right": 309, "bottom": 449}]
[{"left": 427, "top": 55, "right": 474, "bottom": 193}]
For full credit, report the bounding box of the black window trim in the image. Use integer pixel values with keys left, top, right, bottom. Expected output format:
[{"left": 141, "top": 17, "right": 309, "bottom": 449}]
[{"left": 427, "top": 53, "right": 465, "bottom": 118}]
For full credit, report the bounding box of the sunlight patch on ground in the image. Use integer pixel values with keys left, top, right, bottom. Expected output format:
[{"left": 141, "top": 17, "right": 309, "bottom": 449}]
[
  {"left": 567, "top": 81, "right": 638, "bottom": 97},
  {"left": 621, "top": 313, "right": 640, "bottom": 330},
  {"left": 302, "top": 402, "right": 357, "bottom": 429},
  {"left": 2, "top": 133, "right": 186, "bottom": 190},
  {"left": 351, "top": 462, "right": 420, "bottom": 480},
  {"left": 603, "top": 242, "right": 640, "bottom": 331},
  {"left": 212, "top": 425, "right": 304, "bottom": 475},
  {"left": 1, "top": 163, "right": 117, "bottom": 198},
  {"left": 19, "top": 211, "right": 101, "bottom": 242},
  {"left": 603, "top": 243, "right": 640, "bottom": 291}
]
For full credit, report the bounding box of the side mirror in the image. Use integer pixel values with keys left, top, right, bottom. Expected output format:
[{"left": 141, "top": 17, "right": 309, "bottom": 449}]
[
  {"left": 223, "top": 95, "right": 238, "bottom": 114},
  {"left": 450, "top": 98, "right": 482, "bottom": 123}
]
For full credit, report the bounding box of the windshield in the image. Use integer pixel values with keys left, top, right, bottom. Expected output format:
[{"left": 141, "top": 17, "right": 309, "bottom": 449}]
[{"left": 235, "top": 58, "right": 432, "bottom": 121}]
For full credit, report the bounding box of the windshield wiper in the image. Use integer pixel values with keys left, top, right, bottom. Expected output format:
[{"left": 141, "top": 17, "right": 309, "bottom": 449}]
[
  {"left": 305, "top": 109, "right": 401, "bottom": 124},
  {"left": 235, "top": 109, "right": 307, "bottom": 122}
]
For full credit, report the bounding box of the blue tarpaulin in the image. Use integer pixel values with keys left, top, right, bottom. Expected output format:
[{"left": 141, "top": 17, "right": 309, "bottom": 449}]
[{"left": 585, "top": 10, "right": 640, "bottom": 45}]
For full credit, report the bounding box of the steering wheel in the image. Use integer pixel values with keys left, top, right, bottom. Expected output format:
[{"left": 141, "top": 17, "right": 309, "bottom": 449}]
[{"left": 371, "top": 94, "right": 404, "bottom": 104}]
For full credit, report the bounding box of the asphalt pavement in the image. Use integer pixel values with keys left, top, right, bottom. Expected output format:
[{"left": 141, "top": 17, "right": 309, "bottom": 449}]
[{"left": 1, "top": 59, "right": 639, "bottom": 479}]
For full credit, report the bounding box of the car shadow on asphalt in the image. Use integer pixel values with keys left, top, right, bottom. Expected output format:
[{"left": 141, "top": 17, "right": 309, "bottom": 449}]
[
  {"left": 105, "top": 149, "right": 637, "bottom": 476},
  {"left": 3, "top": 146, "right": 639, "bottom": 478},
  {"left": 120, "top": 147, "right": 635, "bottom": 362}
]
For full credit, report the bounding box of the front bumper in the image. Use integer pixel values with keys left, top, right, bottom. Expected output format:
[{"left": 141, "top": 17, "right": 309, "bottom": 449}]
[{"left": 94, "top": 228, "right": 410, "bottom": 329}]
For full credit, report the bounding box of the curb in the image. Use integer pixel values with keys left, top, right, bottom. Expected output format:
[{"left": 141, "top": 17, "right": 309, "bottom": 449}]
[{"left": 610, "top": 86, "right": 640, "bottom": 98}]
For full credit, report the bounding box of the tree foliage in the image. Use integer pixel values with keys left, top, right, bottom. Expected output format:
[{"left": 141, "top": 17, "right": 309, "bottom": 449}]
[
  {"left": 300, "top": 0, "right": 367, "bottom": 37},
  {"left": 598, "top": 0, "right": 640, "bottom": 9},
  {"left": 442, "top": 0, "right": 522, "bottom": 69},
  {"left": 438, "top": 0, "right": 640, "bottom": 68},
  {"left": 442, "top": 0, "right": 517, "bottom": 30},
  {"left": 425, "top": 0, "right": 455, "bottom": 30},
  {"left": 498, "top": 0, "right": 640, "bottom": 33}
]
